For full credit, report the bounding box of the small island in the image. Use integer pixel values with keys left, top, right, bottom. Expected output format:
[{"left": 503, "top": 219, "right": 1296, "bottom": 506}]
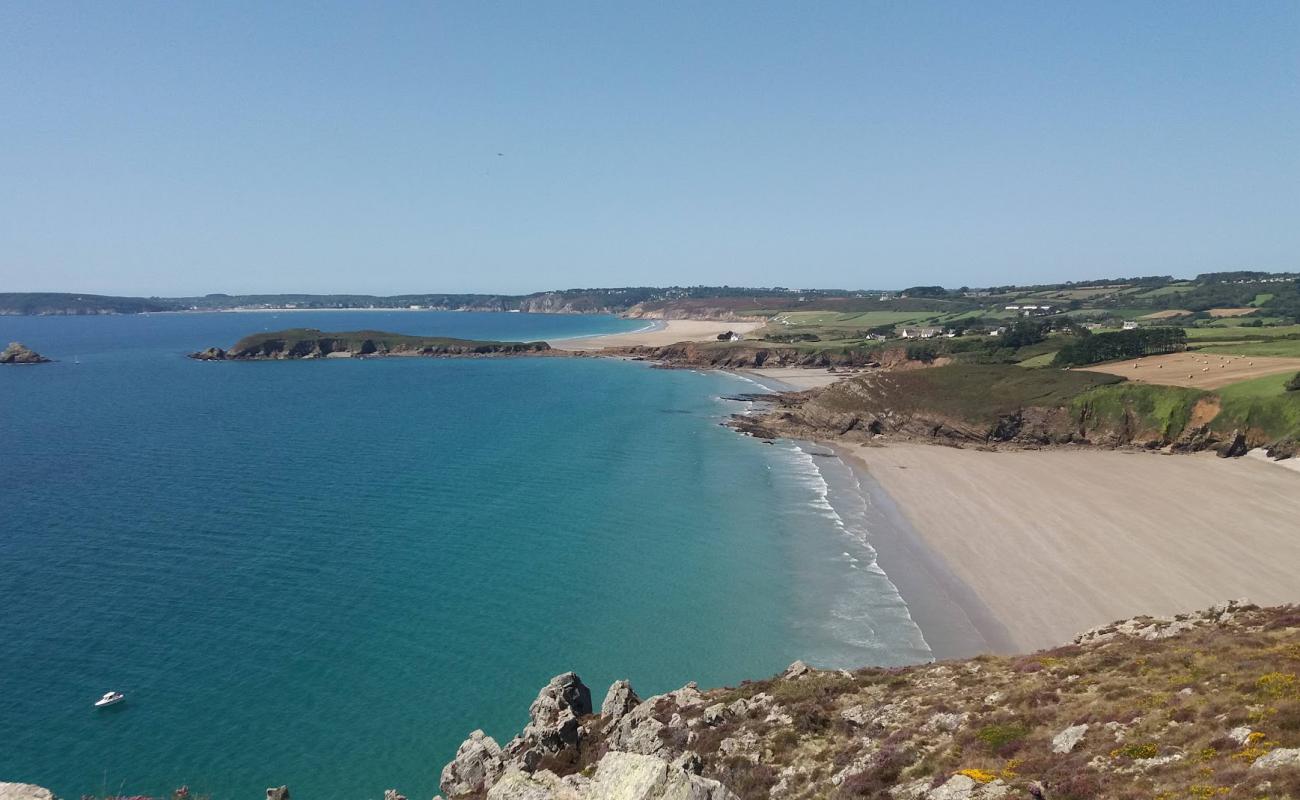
[
  {"left": 0, "top": 342, "right": 51, "bottom": 364},
  {"left": 188, "top": 329, "right": 553, "bottom": 360}
]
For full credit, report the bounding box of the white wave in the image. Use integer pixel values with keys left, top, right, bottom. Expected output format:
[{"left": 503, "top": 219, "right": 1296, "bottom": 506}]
[{"left": 776, "top": 440, "right": 934, "bottom": 660}]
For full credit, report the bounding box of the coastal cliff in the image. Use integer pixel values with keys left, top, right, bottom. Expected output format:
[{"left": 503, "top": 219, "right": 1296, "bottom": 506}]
[
  {"left": 429, "top": 600, "right": 1300, "bottom": 800},
  {"left": 189, "top": 329, "right": 552, "bottom": 360},
  {"left": 612, "top": 341, "right": 883, "bottom": 369},
  {"left": 730, "top": 363, "right": 1297, "bottom": 458}
]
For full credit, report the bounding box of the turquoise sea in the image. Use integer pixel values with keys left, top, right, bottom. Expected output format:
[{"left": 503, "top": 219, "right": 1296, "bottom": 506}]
[{"left": 0, "top": 311, "right": 929, "bottom": 800}]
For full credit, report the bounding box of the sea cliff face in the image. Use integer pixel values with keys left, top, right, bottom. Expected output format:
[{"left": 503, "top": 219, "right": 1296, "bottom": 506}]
[
  {"left": 727, "top": 364, "right": 1281, "bottom": 457},
  {"left": 429, "top": 601, "right": 1300, "bottom": 800},
  {"left": 188, "top": 329, "right": 552, "bottom": 360}
]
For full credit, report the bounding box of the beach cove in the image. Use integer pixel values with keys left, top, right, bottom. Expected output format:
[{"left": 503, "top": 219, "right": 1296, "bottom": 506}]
[{"left": 0, "top": 311, "right": 931, "bottom": 800}]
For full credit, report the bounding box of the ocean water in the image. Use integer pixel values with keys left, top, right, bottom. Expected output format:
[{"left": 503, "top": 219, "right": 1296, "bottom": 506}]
[{"left": 0, "top": 311, "right": 929, "bottom": 800}]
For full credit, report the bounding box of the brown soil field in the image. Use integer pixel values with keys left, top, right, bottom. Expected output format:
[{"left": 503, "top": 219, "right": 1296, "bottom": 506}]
[
  {"left": 1081, "top": 350, "right": 1300, "bottom": 388},
  {"left": 1138, "top": 309, "right": 1191, "bottom": 319},
  {"left": 1208, "top": 307, "right": 1258, "bottom": 317}
]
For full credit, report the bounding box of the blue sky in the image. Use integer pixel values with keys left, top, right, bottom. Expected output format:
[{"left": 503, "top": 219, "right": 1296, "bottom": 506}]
[{"left": 1, "top": 1, "right": 1297, "bottom": 295}]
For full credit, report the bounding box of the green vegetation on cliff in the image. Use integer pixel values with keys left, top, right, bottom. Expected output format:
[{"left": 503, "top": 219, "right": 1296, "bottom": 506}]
[
  {"left": 1070, "top": 383, "right": 1207, "bottom": 442},
  {"left": 191, "top": 329, "right": 551, "bottom": 360},
  {"left": 815, "top": 364, "right": 1123, "bottom": 425}
]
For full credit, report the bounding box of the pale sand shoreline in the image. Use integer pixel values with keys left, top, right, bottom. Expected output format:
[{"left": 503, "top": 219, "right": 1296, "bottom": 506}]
[
  {"left": 550, "top": 319, "right": 763, "bottom": 350},
  {"left": 837, "top": 443, "right": 1300, "bottom": 653},
  {"left": 735, "top": 367, "right": 850, "bottom": 391}
]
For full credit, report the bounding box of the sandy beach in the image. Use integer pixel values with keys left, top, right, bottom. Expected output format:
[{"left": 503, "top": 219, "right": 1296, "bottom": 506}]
[
  {"left": 735, "top": 367, "right": 852, "bottom": 391},
  {"left": 550, "top": 319, "right": 762, "bottom": 350},
  {"left": 838, "top": 442, "right": 1300, "bottom": 653}
]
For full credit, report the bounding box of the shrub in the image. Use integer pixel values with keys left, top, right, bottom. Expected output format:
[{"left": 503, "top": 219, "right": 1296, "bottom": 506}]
[
  {"left": 974, "top": 722, "right": 1030, "bottom": 755},
  {"left": 1286, "top": 372, "right": 1300, "bottom": 392}
]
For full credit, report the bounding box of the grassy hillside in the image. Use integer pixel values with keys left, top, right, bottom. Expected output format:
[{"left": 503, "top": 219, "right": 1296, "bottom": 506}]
[
  {"left": 1071, "top": 383, "right": 1208, "bottom": 441},
  {"left": 815, "top": 364, "right": 1123, "bottom": 423},
  {"left": 1214, "top": 373, "right": 1300, "bottom": 443}
]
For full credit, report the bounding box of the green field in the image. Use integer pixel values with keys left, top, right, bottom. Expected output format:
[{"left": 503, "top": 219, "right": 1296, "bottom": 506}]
[
  {"left": 764, "top": 310, "right": 939, "bottom": 329},
  {"left": 1134, "top": 283, "right": 1197, "bottom": 298},
  {"left": 1184, "top": 324, "right": 1300, "bottom": 340},
  {"left": 1198, "top": 340, "right": 1300, "bottom": 358}
]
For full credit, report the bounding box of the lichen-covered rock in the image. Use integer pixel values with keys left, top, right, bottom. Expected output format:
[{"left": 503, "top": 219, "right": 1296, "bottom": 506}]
[
  {"left": 585, "top": 752, "right": 737, "bottom": 800},
  {"left": 607, "top": 700, "right": 669, "bottom": 757},
  {"left": 482, "top": 754, "right": 735, "bottom": 800},
  {"left": 0, "top": 784, "right": 57, "bottom": 800},
  {"left": 265, "top": 788, "right": 289, "bottom": 800},
  {"left": 1051, "top": 723, "right": 1088, "bottom": 753},
  {"left": 601, "top": 680, "right": 641, "bottom": 722},
  {"left": 1252, "top": 748, "right": 1300, "bottom": 770},
  {"left": 441, "top": 729, "right": 505, "bottom": 796},
  {"left": 485, "top": 769, "right": 580, "bottom": 800},
  {"left": 781, "top": 660, "right": 813, "bottom": 680}
]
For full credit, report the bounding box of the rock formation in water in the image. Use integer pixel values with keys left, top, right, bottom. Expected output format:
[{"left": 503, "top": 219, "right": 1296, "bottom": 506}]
[
  {"left": 187, "top": 329, "right": 552, "bottom": 360},
  {"left": 0, "top": 342, "right": 51, "bottom": 364}
]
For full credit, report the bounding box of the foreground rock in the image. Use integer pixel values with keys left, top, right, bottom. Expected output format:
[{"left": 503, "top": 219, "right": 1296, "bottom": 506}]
[
  {"left": 445, "top": 602, "right": 1300, "bottom": 800},
  {"left": 0, "top": 785, "right": 56, "bottom": 800},
  {"left": 0, "top": 342, "right": 50, "bottom": 364}
]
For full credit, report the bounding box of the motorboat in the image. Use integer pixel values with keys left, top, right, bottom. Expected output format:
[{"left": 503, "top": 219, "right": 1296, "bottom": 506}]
[{"left": 94, "top": 691, "right": 125, "bottom": 708}]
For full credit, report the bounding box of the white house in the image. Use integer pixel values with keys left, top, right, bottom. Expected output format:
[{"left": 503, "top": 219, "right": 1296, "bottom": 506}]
[{"left": 899, "top": 326, "right": 942, "bottom": 339}]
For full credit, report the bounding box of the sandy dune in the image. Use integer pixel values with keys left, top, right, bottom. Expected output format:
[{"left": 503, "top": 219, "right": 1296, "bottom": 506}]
[
  {"left": 551, "top": 319, "right": 762, "bottom": 350},
  {"left": 1082, "top": 351, "right": 1300, "bottom": 388},
  {"left": 841, "top": 443, "right": 1300, "bottom": 652}
]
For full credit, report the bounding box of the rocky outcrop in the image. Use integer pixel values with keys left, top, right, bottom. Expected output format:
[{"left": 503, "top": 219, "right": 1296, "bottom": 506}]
[
  {"left": 0, "top": 342, "right": 51, "bottom": 364},
  {"left": 485, "top": 752, "right": 738, "bottom": 800},
  {"left": 601, "top": 680, "right": 642, "bottom": 724},
  {"left": 265, "top": 787, "right": 289, "bottom": 800},
  {"left": 440, "top": 730, "right": 506, "bottom": 796},
  {"left": 506, "top": 672, "right": 594, "bottom": 768},
  {"left": 0, "top": 784, "right": 56, "bottom": 800},
  {"left": 609, "top": 342, "right": 877, "bottom": 369},
  {"left": 1217, "top": 429, "right": 1249, "bottom": 458},
  {"left": 444, "top": 602, "right": 1300, "bottom": 800}
]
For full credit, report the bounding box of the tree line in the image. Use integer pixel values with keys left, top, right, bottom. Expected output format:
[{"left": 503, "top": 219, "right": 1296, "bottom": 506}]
[{"left": 1053, "top": 327, "right": 1188, "bottom": 367}]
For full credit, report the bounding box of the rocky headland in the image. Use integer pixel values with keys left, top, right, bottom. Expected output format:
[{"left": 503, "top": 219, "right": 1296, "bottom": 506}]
[
  {"left": 0, "top": 342, "right": 51, "bottom": 364},
  {"left": 727, "top": 362, "right": 1296, "bottom": 459},
  {"left": 188, "top": 329, "right": 553, "bottom": 360},
  {"left": 430, "top": 601, "right": 1300, "bottom": 799}
]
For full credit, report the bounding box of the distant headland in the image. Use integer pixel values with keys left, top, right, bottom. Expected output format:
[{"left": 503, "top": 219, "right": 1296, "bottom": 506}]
[{"left": 188, "top": 329, "right": 552, "bottom": 361}]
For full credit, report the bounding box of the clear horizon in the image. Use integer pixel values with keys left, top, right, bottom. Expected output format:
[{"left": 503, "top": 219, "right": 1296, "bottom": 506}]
[{"left": 2, "top": 2, "right": 1298, "bottom": 295}]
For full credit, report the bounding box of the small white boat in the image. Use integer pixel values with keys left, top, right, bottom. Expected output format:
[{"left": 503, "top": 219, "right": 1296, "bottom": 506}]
[{"left": 94, "top": 691, "right": 125, "bottom": 708}]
